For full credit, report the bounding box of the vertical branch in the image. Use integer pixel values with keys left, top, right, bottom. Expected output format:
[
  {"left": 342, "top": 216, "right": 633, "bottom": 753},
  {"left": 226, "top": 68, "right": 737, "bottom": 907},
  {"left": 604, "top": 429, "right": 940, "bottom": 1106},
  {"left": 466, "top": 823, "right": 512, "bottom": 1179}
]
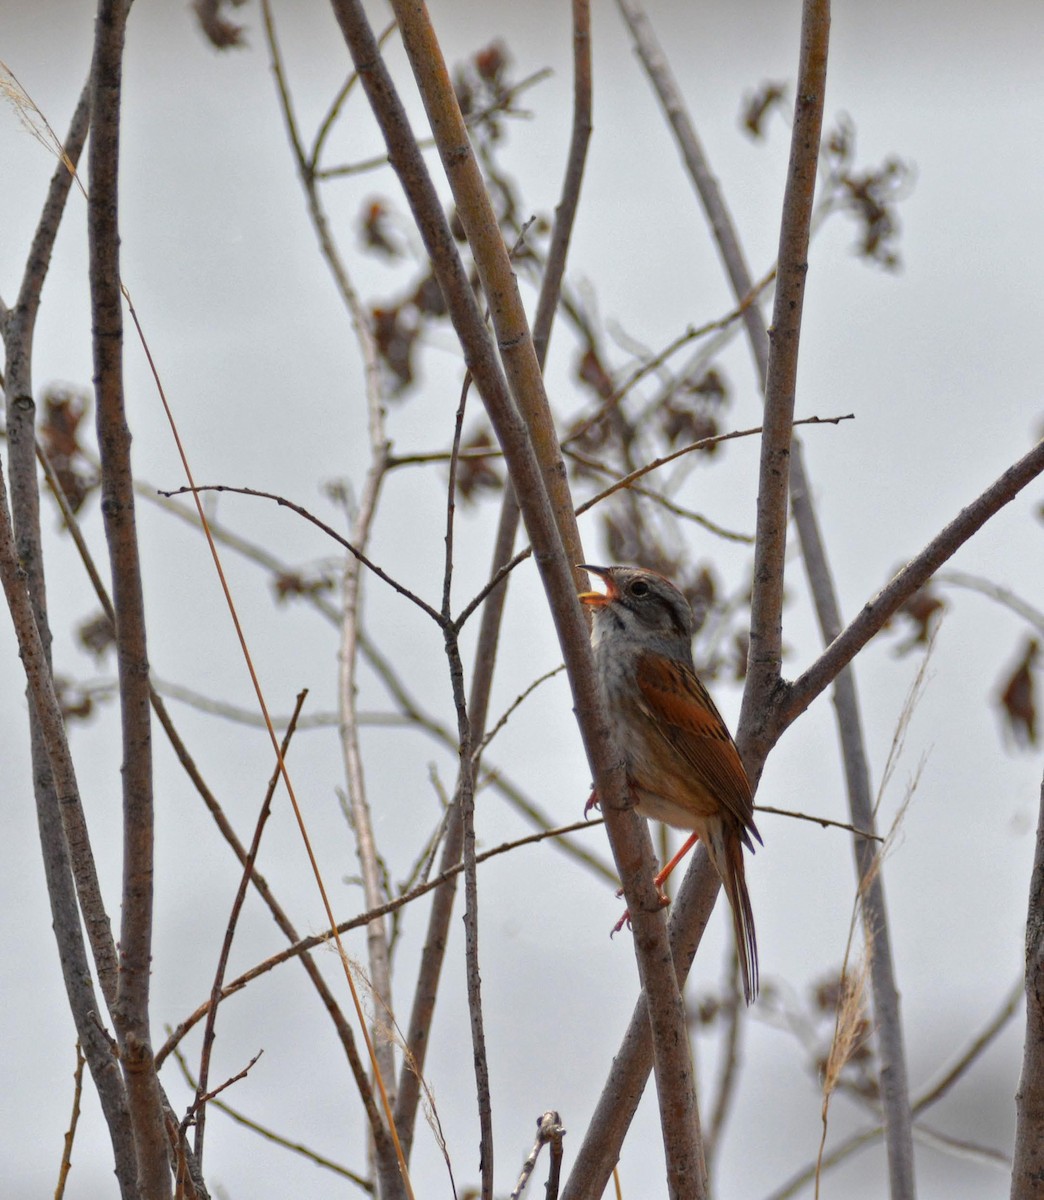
[
  {"left": 561, "top": 852, "right": 721, "bottom": 1198},
  {"left": 1010, "top": 768, "right": 1044, "bottom": 1200},
  {"left": 1, "top": 77, "right": 120, "bottom": 1005},
  {"left": 387, "top": 0, "right": 583, "bottom": 568},
  {"left": 88, "top": 1, "right": 170, "bottom": 1194},
  {"left": 789, "top": 476, "right": 917, "bottom": 1198},
  {"left": 330, "top": 2, "right": 706, "bottom": 1192},
  {"left": 394, "top": 0, "right": 592, "bottom": 1157},
  {"left": 0, "top": 71, "right": 138, "bottom": 1198},
  {"left": 0, "top": 454, "right": 138, "bottom": 1196},
  {"left": 442, "top": 381, "right": 495, "bottom": 1196},
  {"left": 393, "top": 488, "right": 518, "bottom": 1158},
  {"left": 743, "top": 0, "right": 829, "bottom": 713},
  {"left": 615, "top": 2, "right": 917, "bottom": 1196},
  {"left": 259, "top": 12, "right": 403, "bottom": 1189},
  {"left": 192, "top": 693, "right": 308, "bottom": 1163}
]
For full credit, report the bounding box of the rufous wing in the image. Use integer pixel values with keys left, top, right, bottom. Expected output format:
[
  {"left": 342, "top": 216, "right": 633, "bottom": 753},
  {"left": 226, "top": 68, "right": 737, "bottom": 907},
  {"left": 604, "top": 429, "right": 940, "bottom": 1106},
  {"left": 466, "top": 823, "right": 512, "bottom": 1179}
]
[{"left": 634, "top": 651, "right": 760, "bottom": 844}]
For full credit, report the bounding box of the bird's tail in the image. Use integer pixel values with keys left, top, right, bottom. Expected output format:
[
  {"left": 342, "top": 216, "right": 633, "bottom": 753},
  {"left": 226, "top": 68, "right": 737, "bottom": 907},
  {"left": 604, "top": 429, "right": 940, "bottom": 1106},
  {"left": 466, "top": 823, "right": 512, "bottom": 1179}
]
[{"left": 705, "top": 820, "right": 759, "bottom": 1004}]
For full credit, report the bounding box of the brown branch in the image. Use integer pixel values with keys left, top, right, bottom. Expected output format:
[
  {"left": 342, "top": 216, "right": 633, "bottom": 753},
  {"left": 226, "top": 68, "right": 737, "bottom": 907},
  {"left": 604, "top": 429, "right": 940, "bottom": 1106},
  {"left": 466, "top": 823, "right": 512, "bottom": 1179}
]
[
  {"left": 737, "top": 0, "right": 832, "bottom": 723},
  {"left": 756, "top": 804, "right": 882, "bottom": 842},
  {"left": 378, "top": 2, "right": 709, "bottom": 1188},
  {"left": 158, "top": 818, "right": 607, "bottom": 1061},
  {"left": 192, "top": 692, "right": 307, "bottom": 1163},
  {"left": 560, "top": 851, "right": 722, "bottom": 1197},
  {"left": 88, "top": 2, "right": 170, "bottom": 1190},
  {"left": 778, "top": 434, "right": 1044, "bottom": 733},
  {"left": 160, "top": 483, "right": 444, "bottom": 625},
  {"left": 0, "top": 65, "right": 140, "bottom": 1195},
  {"left": 326, "top": 0, "right": 703, "bottom": 1187},
  {"left": 170, "top": 1045, "right": 374, "bottom": 1193},
  {"left": 441, "top": 369, "right": 496, "bottom": 1187},
  {"left": 1012, "top": 767, "right": 1044, "bottom": 1199},
  {"left": 54, "top": 1042, "right": 86, "bottom": 1200},
  {"left": 39, "top": 444, "right": 394, "bottom": 1174},
  {"left": 263, "top": 0, "right": 401, "bottom": 1132}
]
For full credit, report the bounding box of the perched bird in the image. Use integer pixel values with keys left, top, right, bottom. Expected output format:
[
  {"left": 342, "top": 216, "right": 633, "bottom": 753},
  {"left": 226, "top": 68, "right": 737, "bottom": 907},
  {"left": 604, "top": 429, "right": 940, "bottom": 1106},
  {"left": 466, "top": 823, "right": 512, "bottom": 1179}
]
[{"left": 579, "top": 564, "right": 761, "bottom": 1003}]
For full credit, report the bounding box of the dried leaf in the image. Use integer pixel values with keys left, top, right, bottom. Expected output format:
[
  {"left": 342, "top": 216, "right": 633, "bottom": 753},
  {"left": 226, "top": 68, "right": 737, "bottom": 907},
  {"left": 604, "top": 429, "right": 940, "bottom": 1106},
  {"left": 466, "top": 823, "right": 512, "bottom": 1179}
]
[
  {"left": 411, "top": 273, "right": 447, "bottom": 318},
  {"left": 359, "top": 199, "right": 401, "bottom": 259},
  {"left": 54, "top": 675, "right": 95, "bottom": 722},
  {"left": 885, "top": 577, "right": 945, "bottom": 654},
  {"left": 740, "top": 82, "right": 787, "bottom": 138},
  {"left": 192, "top": 0, "right": 247, "bottom": 49},
  {"left": 371, "top": 306, "right": 418, "bottom": 392},
  {"left": 577, "top": 347, "right": 614, "bottom": 401},
  {"left": 456, "top": 430, "right": 504, "bottom": 502},
  {"left": 273, "top": 571, "right": 335, "bottom": 603},
  {"left": 41, "top": 387, "right": 97, "bottom": 513},
  {"left": 78, "top": 612, "right": 116, "bottom": 660},
  {"left": 998, "top": 638, "right": 1039, "bottom": 749}
]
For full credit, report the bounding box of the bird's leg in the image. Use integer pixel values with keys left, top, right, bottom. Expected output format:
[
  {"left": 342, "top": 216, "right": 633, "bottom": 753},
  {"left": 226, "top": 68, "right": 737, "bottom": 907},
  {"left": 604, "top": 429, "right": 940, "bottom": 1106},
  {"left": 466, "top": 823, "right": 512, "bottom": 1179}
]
[
  {"left": 653, "top": 832, "right": 700, "bottom": 891},
  {"left": 610, "top": 832, "right": 701, "bottom": 935},
  {"left": 584, "top": 788, "right": 601, "bottom": 818}
]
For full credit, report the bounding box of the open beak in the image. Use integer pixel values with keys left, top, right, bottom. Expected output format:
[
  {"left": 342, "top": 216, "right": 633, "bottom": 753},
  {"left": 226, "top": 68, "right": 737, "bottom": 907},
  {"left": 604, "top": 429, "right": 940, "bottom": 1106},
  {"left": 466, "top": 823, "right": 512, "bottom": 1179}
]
[{"left": 577, "top": 563, "right": 614, "bottom": 607}]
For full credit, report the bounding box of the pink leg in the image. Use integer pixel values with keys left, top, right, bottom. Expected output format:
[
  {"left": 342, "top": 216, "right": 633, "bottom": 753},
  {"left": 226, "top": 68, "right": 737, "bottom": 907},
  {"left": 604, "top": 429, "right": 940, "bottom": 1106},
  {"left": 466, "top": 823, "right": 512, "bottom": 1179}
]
[
  {"left": 609, "top": 835, "right": 700, "bottom": 936},
  {"left": 611, "top": 832, "right": 700, "bottom": 935},
  {"left": 653, "top": 832, "right": 700, "bottom": 890}
]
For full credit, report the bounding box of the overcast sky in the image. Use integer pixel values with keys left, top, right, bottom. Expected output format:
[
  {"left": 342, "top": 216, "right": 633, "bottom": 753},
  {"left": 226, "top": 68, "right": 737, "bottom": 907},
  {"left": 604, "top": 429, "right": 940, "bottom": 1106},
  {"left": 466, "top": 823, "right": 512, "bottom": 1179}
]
[{"left": 2, "top": 2, "right": 1043, "bottom": 1198}]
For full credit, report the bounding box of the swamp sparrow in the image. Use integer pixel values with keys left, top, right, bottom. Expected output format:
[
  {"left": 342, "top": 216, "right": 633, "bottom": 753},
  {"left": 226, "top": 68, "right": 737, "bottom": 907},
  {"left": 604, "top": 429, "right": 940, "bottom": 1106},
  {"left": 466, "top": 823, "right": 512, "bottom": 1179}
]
[{"left": 579, "top": 564, "right": 761, "bottom": 1003}]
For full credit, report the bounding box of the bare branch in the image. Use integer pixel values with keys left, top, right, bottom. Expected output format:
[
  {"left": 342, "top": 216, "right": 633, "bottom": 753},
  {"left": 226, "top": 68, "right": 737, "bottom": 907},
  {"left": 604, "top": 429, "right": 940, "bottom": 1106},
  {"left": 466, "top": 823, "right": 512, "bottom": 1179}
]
[
  {"left": 192, "top": 693, "right": 307, "bottom": 1162},
  {"left": 1012, "top": 767, "right": 1044, "bottom": 1199},
  {"left": 780, "top": 436, "right": 1044, "bottom": 733},
  {"left": 171, "top": 1046, "right": 374, "bottom": 1193},
  {"left": 511, "top": 1111, "right": 567, "bottom": 1200},
  {"left": 159, "top": 819, "right": 608, "bottom": 1061},
  {"left": 54, "top": 1042, "right": 86, "bottom": 1200},
  {"left": 160, "top": 483, "right": 444, "bottom": 624}
]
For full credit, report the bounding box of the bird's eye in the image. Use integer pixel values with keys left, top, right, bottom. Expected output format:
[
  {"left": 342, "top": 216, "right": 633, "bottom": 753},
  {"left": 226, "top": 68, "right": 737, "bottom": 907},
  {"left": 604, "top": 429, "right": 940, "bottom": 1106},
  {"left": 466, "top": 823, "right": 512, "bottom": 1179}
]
[{"left": 630, "top": 580, "right": 650, "bottom": 597}]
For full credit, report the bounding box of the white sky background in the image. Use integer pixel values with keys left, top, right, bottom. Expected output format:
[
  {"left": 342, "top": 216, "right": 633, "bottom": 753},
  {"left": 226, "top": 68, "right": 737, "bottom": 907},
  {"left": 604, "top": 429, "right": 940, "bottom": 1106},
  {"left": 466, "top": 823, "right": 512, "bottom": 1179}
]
[{"left": 2, "top": 1, "right": 1043, "bottom": 1198}]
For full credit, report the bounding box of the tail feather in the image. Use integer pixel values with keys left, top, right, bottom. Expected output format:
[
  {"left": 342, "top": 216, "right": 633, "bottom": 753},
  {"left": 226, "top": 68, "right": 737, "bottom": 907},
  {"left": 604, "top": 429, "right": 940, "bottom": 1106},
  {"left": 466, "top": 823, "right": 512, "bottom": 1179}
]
[{"left": 705, "top": 820, "right": 759, "bottom": 1004}]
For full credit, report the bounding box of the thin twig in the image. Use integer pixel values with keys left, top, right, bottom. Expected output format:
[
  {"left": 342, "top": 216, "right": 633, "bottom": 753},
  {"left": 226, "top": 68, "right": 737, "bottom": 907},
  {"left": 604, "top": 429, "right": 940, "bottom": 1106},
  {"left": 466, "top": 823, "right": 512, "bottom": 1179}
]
[
  {"left": 54, "top": 1042, "right": 85, "bottom": 1200},
  {"left": 475, "top": 666, "right": 565, "bottom": 755},
  {"left": 442, "top": 365, "right": 497, "bottom": 1188},
  {"left": 182, "top": 1050, "right": 264, "bottom": 1134},
  {"left": 315, "top": 67, "right": 553, "bottom": 180},
  {"left": 170, "top": 1045, "right": 374, "bottom": 1193},
  {"left": 765, "top": 978, "right": 1023, "bottom": 1200},
  {"left": 160, "top": 483, "right": 443, "bottom": 626},
  {"left": 934, "top": 569, "right": 1044, "bottom": 637},
  {"left": 159, "top": 818, "right": 606, "bottom": 1060},
  {"left": 192, "top": 692, "right": 308, "bottom": 1163},
  {"left": 1012, "top": 767, "right": 1044, "bottom": 1199},
  {"left": 511, "top": 1111, "right": 567, "bottom": 1200},
  {"left": 756, "top": 805, "right": 882, "bottom": 842},
  {"left": 260, "top": 0, "right": 407, "bottom": 1125}
]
